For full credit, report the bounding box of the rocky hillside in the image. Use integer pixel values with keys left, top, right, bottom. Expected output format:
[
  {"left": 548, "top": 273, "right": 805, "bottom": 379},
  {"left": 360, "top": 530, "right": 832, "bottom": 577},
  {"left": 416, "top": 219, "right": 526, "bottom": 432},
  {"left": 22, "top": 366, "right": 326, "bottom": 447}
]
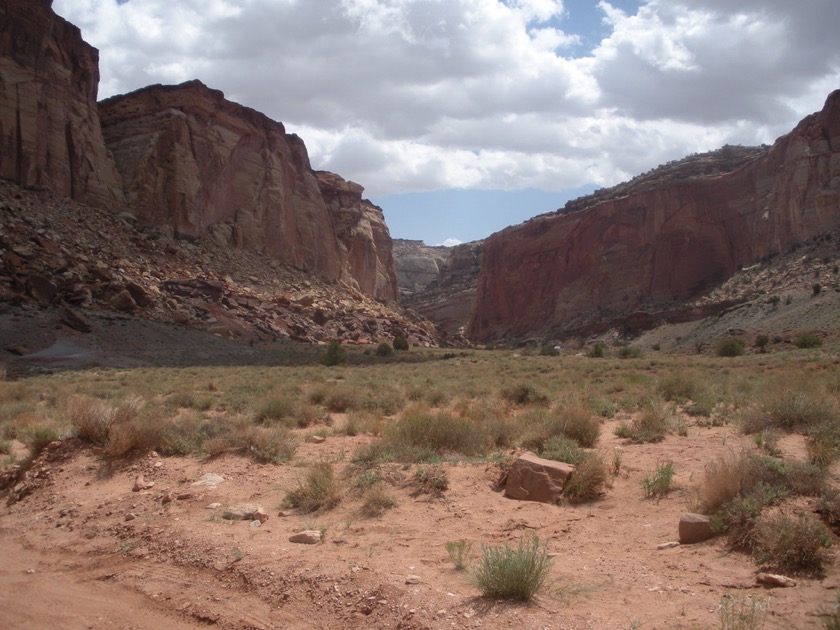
[
  {"left": 393, "top": 239, "right": 483, "bottom": 334},
  {"left": 470, "top": 90, "right": 840, "bottom": 340},
  {"left": 0, "top": 0, "right": 397, "bottom": 305},
  {"left": 0, "top": 179, "right": 445, "bottom": 359}
]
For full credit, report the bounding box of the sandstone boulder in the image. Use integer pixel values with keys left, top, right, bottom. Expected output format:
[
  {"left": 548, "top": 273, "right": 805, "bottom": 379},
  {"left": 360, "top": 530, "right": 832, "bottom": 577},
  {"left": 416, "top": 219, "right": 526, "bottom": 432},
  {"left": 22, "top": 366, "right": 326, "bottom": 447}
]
[
  {"left": 502, "top": 452, "right": 574, "bottom": 503},
  {"left": 678, "top": 513, "right": 715, "bottom": 544}
]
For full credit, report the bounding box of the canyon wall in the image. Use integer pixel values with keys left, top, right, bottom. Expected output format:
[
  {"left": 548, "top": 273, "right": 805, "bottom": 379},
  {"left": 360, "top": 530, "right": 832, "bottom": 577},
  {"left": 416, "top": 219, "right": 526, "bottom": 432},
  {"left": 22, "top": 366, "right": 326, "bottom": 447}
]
[
  {"left": 0, "top": 0, "right": 398, "bottom": 301},
  {"left": 0, "top": 0, "right": 124, "bottom": 209},
  {"left": 470, "top": 90, "right": 840, "bottom": 340}
]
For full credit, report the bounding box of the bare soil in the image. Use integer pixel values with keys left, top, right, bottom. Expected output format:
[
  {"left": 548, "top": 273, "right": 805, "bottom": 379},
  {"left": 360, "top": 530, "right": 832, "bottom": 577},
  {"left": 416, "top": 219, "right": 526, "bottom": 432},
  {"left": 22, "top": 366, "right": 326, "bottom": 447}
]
[{"left": 2, "top": 414, "right": 837, "bottom": 629}]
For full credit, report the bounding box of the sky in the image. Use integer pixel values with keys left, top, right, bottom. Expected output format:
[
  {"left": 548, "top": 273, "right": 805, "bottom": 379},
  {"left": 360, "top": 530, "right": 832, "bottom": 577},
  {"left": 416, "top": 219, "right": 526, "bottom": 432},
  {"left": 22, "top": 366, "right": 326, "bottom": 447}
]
[{"left": 54, "top": 0, "right": 840, "bottom": 246}]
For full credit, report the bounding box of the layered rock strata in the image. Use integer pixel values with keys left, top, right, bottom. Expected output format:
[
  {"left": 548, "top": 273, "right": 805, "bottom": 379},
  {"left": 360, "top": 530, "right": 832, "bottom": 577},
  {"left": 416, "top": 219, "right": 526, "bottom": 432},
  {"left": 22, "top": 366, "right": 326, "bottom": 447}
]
[
  {"left": 470, "top": 90, "right": 840, "bottom": 340},
  {"left": 0, "top": 0, "right": 124, "bottom": 208}
]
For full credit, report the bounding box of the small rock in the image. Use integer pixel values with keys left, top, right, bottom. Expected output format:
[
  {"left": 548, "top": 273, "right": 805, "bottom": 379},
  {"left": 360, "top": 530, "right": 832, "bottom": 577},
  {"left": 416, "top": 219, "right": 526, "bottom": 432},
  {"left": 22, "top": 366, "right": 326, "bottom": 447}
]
[
  {"left": 657, "top": 541, "right": 680, "bottom": 550},
  {"left": 161, "top": 493, "right": 173, "bottom": 504},
  {"left": 289, "top": 530, "right": 322, "bottom": 544},
  {"left": 206, "top": 503, "right": 222, "bottom": 510},
  {"left": 405, "top": 575, "right": 421, "bottom": 585},
  {"left": 306, "top": 435, "right": 326, "bottom": 444},
  {"left": 223, "top": 504, "right": 265, "bottom": 521},
  {"left": 253, "top": 508, "right": 269, "bottom": 523},
  {"left": 132, "top": 475, "right": 154, "bottom": 492},
  {"left": 756, "top": 573, "right": 796, "bottom": 588},
  {"left": 249, "top": 520, "right": 262, "bottom": 528},
  {"left": 277, "top": 510, "right": 294, "bottom": 517},
  {"left": 59, "top": 307, "right": 92, "bottom": 333},
  {"left": 679, "top": 513, "right": 714, "bottom": 544},
  {"left": 192, "top": 473, "right": 224, "bottom": 488},
  {"left": 176, "top": 493, "right": 192, "bottom": 501},
  {"left": 124, "top": 513, "right": 136, "bottom": 522}
]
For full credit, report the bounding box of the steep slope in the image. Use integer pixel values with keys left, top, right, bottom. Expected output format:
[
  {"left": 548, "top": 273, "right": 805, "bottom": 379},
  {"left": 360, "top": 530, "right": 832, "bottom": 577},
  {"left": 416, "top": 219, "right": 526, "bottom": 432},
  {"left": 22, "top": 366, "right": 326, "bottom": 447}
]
[
  {"left": 0, "top": 0, "right": 124, "bottom": 209},
  {"left": 470, "top": 90, "right": 840, "bottom": 340}
]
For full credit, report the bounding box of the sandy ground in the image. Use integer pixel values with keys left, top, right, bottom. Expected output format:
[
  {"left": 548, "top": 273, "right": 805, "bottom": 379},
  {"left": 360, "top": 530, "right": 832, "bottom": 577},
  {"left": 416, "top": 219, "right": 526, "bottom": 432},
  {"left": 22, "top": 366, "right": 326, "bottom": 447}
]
[{"left": 1, "top": 413, "right": 837, "bottom": 630}]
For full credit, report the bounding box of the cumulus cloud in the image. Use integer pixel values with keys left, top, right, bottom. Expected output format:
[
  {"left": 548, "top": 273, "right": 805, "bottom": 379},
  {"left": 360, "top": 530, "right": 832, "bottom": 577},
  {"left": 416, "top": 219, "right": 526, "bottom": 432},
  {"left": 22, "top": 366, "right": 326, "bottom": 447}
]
[{"left": 54, "top": 0, "right": 840, "bottom": 196}]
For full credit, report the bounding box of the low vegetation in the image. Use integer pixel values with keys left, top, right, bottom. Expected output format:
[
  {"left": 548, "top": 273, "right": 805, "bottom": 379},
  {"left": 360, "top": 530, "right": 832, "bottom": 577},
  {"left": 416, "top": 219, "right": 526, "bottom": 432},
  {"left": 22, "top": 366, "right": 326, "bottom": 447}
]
[{"left": 473, "top": 535, "right": 553, "bottom": 601}]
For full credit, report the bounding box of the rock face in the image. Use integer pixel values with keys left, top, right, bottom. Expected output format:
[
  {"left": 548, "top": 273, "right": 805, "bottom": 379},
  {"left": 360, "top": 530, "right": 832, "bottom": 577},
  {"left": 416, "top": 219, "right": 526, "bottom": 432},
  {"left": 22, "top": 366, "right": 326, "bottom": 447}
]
[
  {"left": 394, "top": 239, "right": 483, "bottom": 334},
  {"left": 470, "top": 91, "right": 840, "bottom": 340},
  {"left": 316, "top": 171, "right": 397, "bottom": 301},
  {"left": 99, "top": 81, "right": 344, "bottom": 281},
  {"left": 0, "top": 0, "right": 124, "bottom": 209},
  {"left": 501, "top": 452, "right": 574, "bottom": 504}
]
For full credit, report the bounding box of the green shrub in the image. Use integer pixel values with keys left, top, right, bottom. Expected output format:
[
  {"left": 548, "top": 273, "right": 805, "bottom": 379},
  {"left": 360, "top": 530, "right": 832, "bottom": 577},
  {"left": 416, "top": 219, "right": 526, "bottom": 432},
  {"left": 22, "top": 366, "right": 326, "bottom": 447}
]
[
  {"left": 562, "top": 452, "right": 608, "bottom": 504},
  {"left": 22, "top": 425, "right": 60, "bottom": 458},
  {"left": 617, "top": 346, "right": 642, "bottom": 359},
  {"left": 755, "top": 335, "right": 770, "bottom": 353},
  {"left": 383, "top": 408, "right": 488, "bottom": 459},
  {"left": 794, "top": 332, "right": 823, "bottom": 349},
  {"left": 283, "top": 460, "right": 342, "bottom": 513},
  {"left": 323, "top": 340, "right": 347, "bottom": 366},
  {"left": 740, "top": 390, "right": 835, "bottom": 434},
  {"left": 717, "top": 338, "right": 746, "bottom": 357},
  {"left": 473, "top": 535, "right": 553, "bottom": 601},
  {"left": 256, "top": 395, "right": 296, "bottom": 424},
  {"left": 642, "top": 461, "right": 675, "bottom": 499},
  {"left": 538, "top": 345, "right": 559, "bottom": 356},
  {"left": 587, "top": 343, "right": 606, "bottom": 358},
  {"left": 557, "top": 404, "right": 600, "bottom": 448},
  {"left": 445, "top": 539, "right": 472, "bottom": 571},
  {"left": 393, "top": 336, "right": 409, "bottom": 351},
  {"left": 375, "top": 342, "right": 394, "bottom": 357},
  {"left": 657, "top": 373, "right": 701, "bottom": 403},
  {"left": 754, "top": 512, "right": 832, "bottom": 574}
]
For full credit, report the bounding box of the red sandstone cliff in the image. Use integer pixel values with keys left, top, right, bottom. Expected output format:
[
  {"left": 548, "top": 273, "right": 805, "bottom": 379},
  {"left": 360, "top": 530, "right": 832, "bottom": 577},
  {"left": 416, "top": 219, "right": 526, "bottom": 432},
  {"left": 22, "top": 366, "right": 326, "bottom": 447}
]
[
  {"left": 469, "top": 90, "right": 840, "bottom": 340},
  {"left": 98, "top": 81, "right": 346, "bottom": 281},
  {"left": 0, "top": 0, "right": 123, "bottom": 208},
  {"left": 316, "top": 171, "right": 397, "bottom": 301}
]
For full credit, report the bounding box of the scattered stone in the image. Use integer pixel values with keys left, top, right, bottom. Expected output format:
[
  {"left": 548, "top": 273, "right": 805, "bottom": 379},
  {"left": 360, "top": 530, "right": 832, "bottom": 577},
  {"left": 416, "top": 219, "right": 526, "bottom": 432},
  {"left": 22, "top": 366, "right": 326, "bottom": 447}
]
[
  {"left": 161, "top": 493, "right": 174, "bottom": 504},
  {"left": 679, "top": 513, "right": 714, "bottom": 544},
  {"left": 59, "top": 306, "right": 92, "bottom": 333},
  {"left": 4, "top": 344, "right": 30, "bottom": 356},
  {"left": 252, "top": 508, "right": 269, "bottom": 523},
  {"left": 305, "top": 435, "right": 326, "bottom": 444},
  {"left": 277, "top": 510, "right": 294, "bottom": 517},
  {"left": 249, "top": 520, "right": 262, "bottom": 528},
  {"left": 222, "top": 504, "right": 265, "bottom": 521},
  {"left": 405, "top": 575, "right": 422, "bottom": 585},
  {"left": 289, "top": 530, "right": 321, "bottom": 544},
  {"left": 132, "top": 475, "right": 154, "bottom": 492},
  {"left": 657, "top": 541, "right": 680, "bottom": 550},
  {"left": 176, "top": 493, "right": 192, "bottom": 501},
  {"left": 110, "top": 289, "right": 137, "bottom": 312},
  {"left": 191, "top": 473, "right": 224, "bottom": 488},
  {"left": 124, "top": 513, "right": 136, "bottom": 522},
  {"left": 501, "top": 452, "right": 574, "bottom": 503},
  {"left": 756, "top": 573, "right": 796, "bottom": 588},
  {"left": 206, "top": 502, "right": 222, "bottom": 510}
]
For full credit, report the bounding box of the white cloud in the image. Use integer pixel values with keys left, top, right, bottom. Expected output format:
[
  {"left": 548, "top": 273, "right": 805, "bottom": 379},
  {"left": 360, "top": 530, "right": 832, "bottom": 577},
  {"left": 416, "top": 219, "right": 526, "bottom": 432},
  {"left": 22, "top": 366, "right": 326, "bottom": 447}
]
[
  {"left": 438, "top": 238, "right": 464, "bottom": 247},
  {"left": 54, "top": 0, "right": 840, "bottom": 196}
]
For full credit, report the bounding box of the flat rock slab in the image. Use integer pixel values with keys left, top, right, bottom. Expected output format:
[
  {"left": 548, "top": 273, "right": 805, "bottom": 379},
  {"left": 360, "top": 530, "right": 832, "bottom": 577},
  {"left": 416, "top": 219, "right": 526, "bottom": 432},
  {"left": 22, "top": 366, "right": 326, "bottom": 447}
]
[
  {"left": 223, "top": 504, "right": 266, "bottom": 521},
  {"left": 502, "top": 452, "right": 574, "bottom": 504},
  {"left": 192, "top": 473, "right": 225, "bottom": 488},
  {"left": 289, "top": 530, "right": 321, "bottom": 544},
  {"left": 756, "top": 573, "right": 796, "bottom": 588}
]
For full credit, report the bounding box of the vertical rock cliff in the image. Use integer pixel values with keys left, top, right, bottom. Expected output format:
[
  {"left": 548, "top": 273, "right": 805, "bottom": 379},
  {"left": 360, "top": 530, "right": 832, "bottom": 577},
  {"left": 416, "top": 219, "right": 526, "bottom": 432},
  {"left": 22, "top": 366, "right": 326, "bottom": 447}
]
[
  {"left": 98, "top": 81, "right": 346, "bottom": 281},
  {"left": 315, "top": 171, "right": 397, "bottom": 301},
  {"left": 0, "top": 0, "right": 124, "bottom": 208},
  {"left": 469, "top": 90, "right": 840, "bottom": 340}
]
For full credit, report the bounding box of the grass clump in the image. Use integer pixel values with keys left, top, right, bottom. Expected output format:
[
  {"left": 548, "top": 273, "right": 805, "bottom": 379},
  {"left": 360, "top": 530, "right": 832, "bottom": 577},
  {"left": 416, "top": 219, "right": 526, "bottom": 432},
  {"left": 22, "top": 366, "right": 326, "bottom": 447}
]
[
  {"left": 411, "top": 465, "right": 449, "bottom": 496},
  {"left": 642, "top": 461, "right": 676, "bottom": 499},
  {"left": 718, "top": 592, "right": 769, "bottom": 630},
  {"left": 540, "top": 436, "right": 588, "bottom": 466},
  {"left": 614, "top": 398, "right": 671, "bottom": 443},
  {"left": 501, "top": 383, "right": 549, "bottom": 407},
  {"left": 445, "top": 539, "right": 472, "bottom": 571},
  {"left": 473, "top": 535, "right": 553, "bottom": 601},
  {"left": 587, "top": 343, "right": 606, "bottom": 358},
  {"left": 562, "top": 452, "right": 608, "bottom": 504},
  {"left": 283, "top": 460, "right": 342, "bottom": 513},
  {"left": 360, "top": 484, "right": 397, "bottom": 517},
  {"left": 67, "top": 395, "right": 164, "bottom": 458},
  {"left": 754, "top": 512, "right": 832, "bottom": 575},
  {"left": 393, "top": 336, "right": 409, "bottom": 351},
  {"left": 741, "top": 389, "right": 835, "bottom": 434}
]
